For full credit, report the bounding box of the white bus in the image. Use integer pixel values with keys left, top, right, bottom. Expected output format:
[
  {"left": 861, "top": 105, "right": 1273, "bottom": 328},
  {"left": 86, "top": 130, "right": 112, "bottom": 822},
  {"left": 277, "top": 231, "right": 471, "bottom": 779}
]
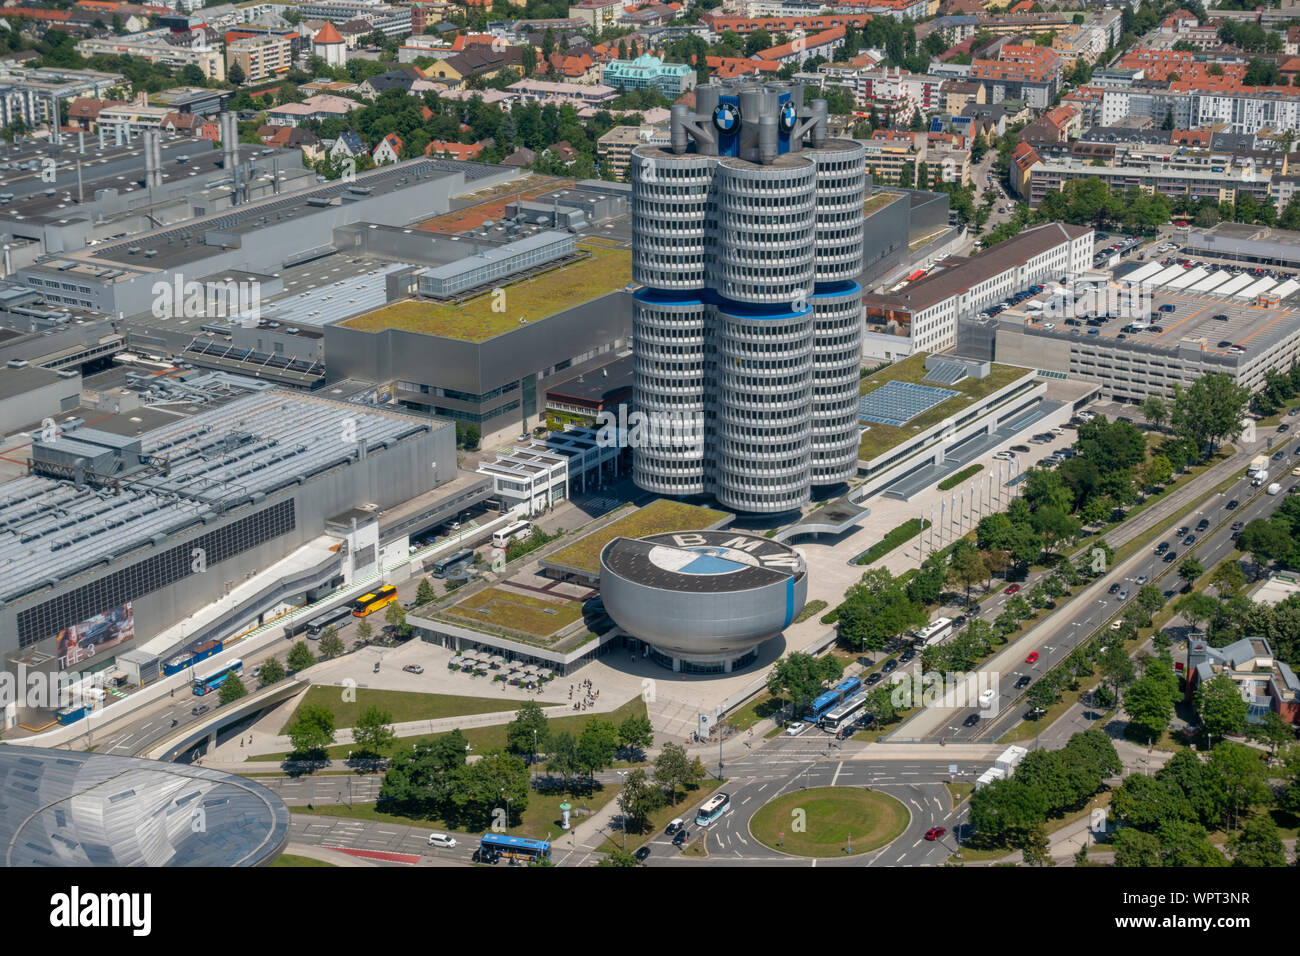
[
  {"left": 695, "top": 793, "right": 731, "bottom": 827},
  {"left": 491, "top": 521, "right": 532, "bottom": 549},
  {"left": 820, "top": 691, "right": 869, "bottom": 733},
  {"left": 913, "top": 617, "right": 954, "bottom": 647}
]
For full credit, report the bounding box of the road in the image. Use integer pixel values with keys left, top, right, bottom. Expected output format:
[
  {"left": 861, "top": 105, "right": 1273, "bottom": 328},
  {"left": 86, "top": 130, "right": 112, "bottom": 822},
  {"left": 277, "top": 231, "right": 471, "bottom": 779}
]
[{"left": 933, "top": 438, "right": 1294, "bottom": 743}]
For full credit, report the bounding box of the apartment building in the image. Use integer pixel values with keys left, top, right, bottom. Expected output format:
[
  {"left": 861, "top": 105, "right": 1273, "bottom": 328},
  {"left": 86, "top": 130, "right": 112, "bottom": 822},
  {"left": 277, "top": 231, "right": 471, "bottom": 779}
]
[
  {"left": 568, "top": 0, "right": 623, "bottom": 30},
  {"left": 597, "top": 124, "right": 669, "bottom": 178},
  {"left": 77, "top": 31, "right": 226, "bottom": 81},
  {"left": 226, "top": 34, "right": 292, "bottom": 83}
]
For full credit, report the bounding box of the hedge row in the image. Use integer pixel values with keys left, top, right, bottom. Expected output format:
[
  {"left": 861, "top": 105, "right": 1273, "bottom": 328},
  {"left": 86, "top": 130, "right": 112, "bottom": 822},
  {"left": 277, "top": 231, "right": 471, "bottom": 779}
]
[{"left": 856, "top": 517, "right": 931, "bottom": 566}]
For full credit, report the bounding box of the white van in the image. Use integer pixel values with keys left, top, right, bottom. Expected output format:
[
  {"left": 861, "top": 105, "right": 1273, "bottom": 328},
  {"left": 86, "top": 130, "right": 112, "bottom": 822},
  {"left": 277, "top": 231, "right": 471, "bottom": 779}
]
[{"left": 427, "top": 833, "right": 457, "bottom": 848}]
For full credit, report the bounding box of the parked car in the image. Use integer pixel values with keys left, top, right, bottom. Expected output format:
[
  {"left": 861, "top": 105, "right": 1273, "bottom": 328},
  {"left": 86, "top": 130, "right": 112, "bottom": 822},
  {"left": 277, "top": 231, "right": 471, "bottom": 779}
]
[{"left": 402, "top": 664, "right": 425, "bottom": 675}]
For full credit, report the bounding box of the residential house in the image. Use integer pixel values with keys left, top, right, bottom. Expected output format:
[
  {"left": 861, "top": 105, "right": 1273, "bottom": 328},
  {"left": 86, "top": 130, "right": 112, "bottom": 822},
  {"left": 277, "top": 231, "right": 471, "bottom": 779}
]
[{"left": 372, "top": 132, "right": 403, "bottom": 164}]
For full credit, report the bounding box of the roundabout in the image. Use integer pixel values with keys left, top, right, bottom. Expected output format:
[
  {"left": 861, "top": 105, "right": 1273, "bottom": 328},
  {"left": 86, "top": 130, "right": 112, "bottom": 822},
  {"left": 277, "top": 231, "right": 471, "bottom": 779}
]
[{"left": 748, "top": 786, "right": 911, "bottom": 858}]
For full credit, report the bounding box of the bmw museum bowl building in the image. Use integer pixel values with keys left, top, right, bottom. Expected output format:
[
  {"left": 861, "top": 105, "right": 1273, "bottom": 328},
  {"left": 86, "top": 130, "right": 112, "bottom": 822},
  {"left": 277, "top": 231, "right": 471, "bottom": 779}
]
[{"left": 599, "top": 529, "right": 807, "bottom": 673}]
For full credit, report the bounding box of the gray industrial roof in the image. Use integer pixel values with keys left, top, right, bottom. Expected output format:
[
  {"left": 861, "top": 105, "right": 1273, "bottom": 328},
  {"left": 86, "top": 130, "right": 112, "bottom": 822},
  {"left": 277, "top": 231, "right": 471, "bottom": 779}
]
[
  {"left": 0, "top": 389, "right": 436, "bottom": 603},
  {"left": 0, "top": 746, "right": 289, "bottom": 866}
]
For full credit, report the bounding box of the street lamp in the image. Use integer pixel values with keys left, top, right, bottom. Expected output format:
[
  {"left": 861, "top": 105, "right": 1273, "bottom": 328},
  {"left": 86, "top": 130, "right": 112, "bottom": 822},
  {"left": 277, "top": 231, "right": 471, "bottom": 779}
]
[{"left": 615, "top": 770, "right": 630, "bottom": 850}]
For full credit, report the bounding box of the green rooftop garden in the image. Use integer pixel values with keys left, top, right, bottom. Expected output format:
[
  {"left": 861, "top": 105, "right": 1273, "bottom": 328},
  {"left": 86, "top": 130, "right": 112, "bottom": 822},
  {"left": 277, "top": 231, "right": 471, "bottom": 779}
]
[
  {"left": 339, "top": 243, "right": 632, "bottom": 342},
  {"left": 542, "top": 499, "right": 730, "bottom": 575}
]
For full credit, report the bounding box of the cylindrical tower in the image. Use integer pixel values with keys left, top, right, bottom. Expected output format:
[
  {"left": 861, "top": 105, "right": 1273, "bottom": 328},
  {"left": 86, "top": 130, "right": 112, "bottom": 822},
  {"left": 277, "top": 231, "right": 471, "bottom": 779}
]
[{"left": 631, "top": 80, "right": 864, "bottom": 514}]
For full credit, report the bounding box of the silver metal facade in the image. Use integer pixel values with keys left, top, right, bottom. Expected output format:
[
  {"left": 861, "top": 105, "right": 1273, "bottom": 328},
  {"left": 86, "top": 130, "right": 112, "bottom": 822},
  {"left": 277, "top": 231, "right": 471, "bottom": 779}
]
[{"left": 630, "top": 81, "right": 865, "bottom": 513}]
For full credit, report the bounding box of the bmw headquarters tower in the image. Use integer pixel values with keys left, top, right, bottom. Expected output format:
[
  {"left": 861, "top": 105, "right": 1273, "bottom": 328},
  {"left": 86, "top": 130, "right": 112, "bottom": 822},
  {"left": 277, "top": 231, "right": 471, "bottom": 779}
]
[{"left": 630, "top": 81, "right": 866, "bottom": 514}]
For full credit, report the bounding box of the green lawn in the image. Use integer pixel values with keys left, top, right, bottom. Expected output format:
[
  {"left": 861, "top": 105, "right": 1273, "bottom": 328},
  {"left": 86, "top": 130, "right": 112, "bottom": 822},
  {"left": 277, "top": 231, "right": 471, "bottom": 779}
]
[
  {"left": 292, "top": 781, "right": 620, "bottom": 843},
  {"left": 794, "top": 599, "right": 828, "bottom": 624},
  {"left": 271, "top": 854, "right": 336, "bottom": 867},
  {"left": 340, "top": 243, "right": 631, "bottom": 341},
  {"left": 542, "top": 499, "right": 730, "bottom": 574},
  {"left": 723, "top": 691, "right": 786, "bottom": 732},
  {"left": 749, "top": 786, "right": 910, "bottom": 857},
  {"left": 857, "top": 354, "right": 1032, "bottom": 461},
  {"left": 253, "top": 695, "right": 648, "bottom": 763},
  {"left": 279, "top": 686, "right": 534, "bottom": 734}
]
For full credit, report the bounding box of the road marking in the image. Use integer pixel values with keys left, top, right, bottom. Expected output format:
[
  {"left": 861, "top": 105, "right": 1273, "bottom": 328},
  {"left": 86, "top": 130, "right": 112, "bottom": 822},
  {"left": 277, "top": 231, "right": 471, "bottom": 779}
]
[{"left": 830, "top": 761, "right": 844, "bottom": 786}]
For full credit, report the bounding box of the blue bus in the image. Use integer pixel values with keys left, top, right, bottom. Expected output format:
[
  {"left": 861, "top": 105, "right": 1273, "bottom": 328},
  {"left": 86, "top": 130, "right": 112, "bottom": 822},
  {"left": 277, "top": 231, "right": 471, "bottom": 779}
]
[
  {"left": 804, "top": 676, "right": 862, "bottom": 723},
  {"left": 479, "top": 833, "right": 551, "bottom": 863},
  {"left": 192, "top": 658, "right": 243, "bottom": 696}
]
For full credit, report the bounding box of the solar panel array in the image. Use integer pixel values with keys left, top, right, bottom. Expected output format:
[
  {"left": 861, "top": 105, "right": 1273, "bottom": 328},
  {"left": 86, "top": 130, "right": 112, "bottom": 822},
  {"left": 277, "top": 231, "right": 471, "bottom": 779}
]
[
  {"left": 858, "top": 380, "right": 960, "bottom": 427},
  {"left": 922, "top": 360, "right": 970, "bottom": 386},
  {"left": 0, "top": 391, "right": 431, "bottom": 604}
]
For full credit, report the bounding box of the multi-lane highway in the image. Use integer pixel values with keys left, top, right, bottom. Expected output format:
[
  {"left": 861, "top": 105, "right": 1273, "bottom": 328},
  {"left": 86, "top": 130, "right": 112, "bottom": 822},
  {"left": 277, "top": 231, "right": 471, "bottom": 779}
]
[{"left": 932, "top": 443, "right": 1294, "bottom": 743}]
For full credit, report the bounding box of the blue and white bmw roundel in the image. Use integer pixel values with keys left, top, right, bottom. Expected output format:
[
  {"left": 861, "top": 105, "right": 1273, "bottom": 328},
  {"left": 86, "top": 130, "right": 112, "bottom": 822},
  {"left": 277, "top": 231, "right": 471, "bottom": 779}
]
[
  {"left": 713, "top": 102, "right": 739, "bottom": 133},
  {"left": 780, "top": 102, "right": 797, "bottom": 132}
]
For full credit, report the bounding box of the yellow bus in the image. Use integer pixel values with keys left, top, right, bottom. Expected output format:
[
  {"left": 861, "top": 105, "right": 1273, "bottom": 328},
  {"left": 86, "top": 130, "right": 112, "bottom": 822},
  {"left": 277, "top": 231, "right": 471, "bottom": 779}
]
[{"left": 352, "top": 584, "right": 398, "bottom": 618}]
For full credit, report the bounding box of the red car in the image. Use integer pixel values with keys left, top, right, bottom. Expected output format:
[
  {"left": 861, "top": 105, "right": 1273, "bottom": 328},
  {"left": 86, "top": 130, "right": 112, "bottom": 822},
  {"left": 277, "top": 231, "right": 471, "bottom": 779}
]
[
  {"left": 1025, "top": 652, "right": 1040, "bottom": 664},
  {"left": 1004, "top": 584, "right": 1021, "bottom": 595},
  {"left": 925, "top": 827, "right": 947, "bottom": 841}
]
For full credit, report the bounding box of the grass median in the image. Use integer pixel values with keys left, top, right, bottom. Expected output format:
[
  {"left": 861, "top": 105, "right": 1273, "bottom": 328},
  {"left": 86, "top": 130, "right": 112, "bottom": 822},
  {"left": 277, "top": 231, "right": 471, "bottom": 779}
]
[{"left": 749, "top": 786, "right": 909, "bottom": 857}]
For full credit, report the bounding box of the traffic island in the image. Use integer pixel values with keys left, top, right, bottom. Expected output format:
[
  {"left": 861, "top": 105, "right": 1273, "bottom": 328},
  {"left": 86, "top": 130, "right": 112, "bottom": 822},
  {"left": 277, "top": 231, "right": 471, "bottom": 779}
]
[{"left": 749, "top": 787, "right": 909, "bottom": 857}]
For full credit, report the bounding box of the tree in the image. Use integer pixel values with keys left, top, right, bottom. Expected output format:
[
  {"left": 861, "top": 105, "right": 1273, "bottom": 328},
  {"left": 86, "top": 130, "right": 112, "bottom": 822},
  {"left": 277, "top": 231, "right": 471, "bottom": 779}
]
[
  {"left": 618, "top": 768, "right": 665, "bottom": 834},
  {"left": 576, "top": 718, "right": 619, "bottom": 782},
  {"left": 1229, "top": 814, "right": 1286, "bottom": 866},
  {"left": 1208, "top": 561, "right": 1246, "bottom": 598},
  {"left": 1112, "top": 826, "right": 1164, "bottom": 866},
  {"left": 384, "top": 601, "right": 410, "bottom": 638},
  {"left": 1170, "top": 373, "right": 1250, "bottom": 458},
  {"left": 969, "top": 778, "right": 1048, "bottom": 845},
  {"left": 766, "top": 651, "right": 844, "bottom": 715},
  {"left": 1016, "top": 822, "right": 1051, "bottom": 866},
  {"left": 318, "top": 627, "right": 344, "bottom": 659},
  {"left": 1195, "top": 674, "right": 1248, "bottom": 746},
  {"left": 287, "top": 703, "right": 336, "bottom": 755},
  {"left": 353, "top": 705, "right": 396, "bottom": 756},
  {"left": 1099, "top": 643, "right": 1137, "bottom": 702},
  {"left": 1237, "top": 519, "right": 1292, "bottom": 576},
  {"left": 218, "top": 672, "right": 247, "bottom": 704},
  {"left": 227, "top": 61, "right": 245, "bottom": 86},
  {"left": 599, "top": 848, "right": 640, "bottom": 866},
  {"left": 1124, "top": 674, "right": 1175, "bottom": 743},
  {"left": 653, "top": 741, "right": 692, "bottom": 803},
  {"left": 1207, "top": 741, "right": 1271, "bottom": 830},
  {"left": 948, "top": 543, "right": 987, "bottom": 601},
  {"left": 1113, "top": 772, "right": 1195, "bottom": 831},
  {"left": 286, "top": 640, "right": 316, "bottom": 672},
  {"left": 1175, "top": 592, "right": 1219, "bottom": 633},
  {"left": 1141, "top": 394, "right": 1171, "bottom": 432},
  {"left": 1177, "top": 556, "right": 1203, "bottom": 589},
  {"left": 258, "top": 657, "right": 285, "bottom": 686},
  {"left": 617, "top": 713, "right": 654, "bottom": 761},
  {"left": 1026, "top": 676, "right": 1059, "bottom": 713},
  {"left": 356, "top": 619, "right": 373, "bottom": 644},
  {"left": 545, "top": 731, "right": 582, "bottom": 788},
  {"left": 505, "top": 701, "right": 551, "bottom": 761},
  {"left": 1246, "top": 710, "right": 1294, "bottom": 757},
  {"left": 415, "top": 577, "right": 436, "bottom": 606}
]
